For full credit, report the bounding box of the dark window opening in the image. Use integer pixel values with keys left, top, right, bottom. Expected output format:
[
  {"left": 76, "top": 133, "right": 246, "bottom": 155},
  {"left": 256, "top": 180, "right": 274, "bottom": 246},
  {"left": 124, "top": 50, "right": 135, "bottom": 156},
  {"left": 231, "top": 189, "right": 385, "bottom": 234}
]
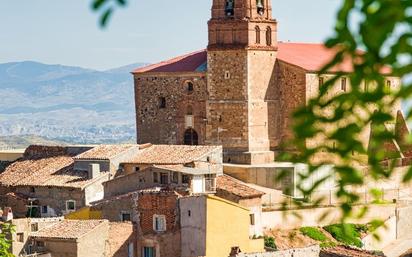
[
  {"left": 255, "top": 26, "right": 260, "bottom": 44},
  {"left": 182, "top": 174, "right": 190, "bottom": 184},
  {"left": 250, "top": 214, "right": 255, "bottom": 225},
  {"left": 225, "top": 0, "right": 234, "bottom": 16},
  {"left": 30, "top": 187, "right": 35, "bottom": 193},
  {"left": 153, "top": 172, "right": 159, "bottom": 183},
  {"left": 31, "top": 223, "right": 38, "bottom": 232},
  {"left": 188, "top": 210, "right": 191, "bottom": 217},
  {"left": 159, "top": 97, "right": 166, "bottom": 109},
  {"left": 266, "top": 27, "right": 272, "bottom": 46},
  {"left": 135, "top": 166, "right": 140, "bottom": 172},
  {"left": 41, "top": 206, "right": 48, "bottom": 214},
  {"left": 143, "top": 247, "right": 155, "bottom": 257},
  {"left": 184, "top": 128, "right": 199, "bottom": 145},
  {"left": 186, "top": 81, "right": 194, "bottom": 93},
  {"left": 121, "top": 213, "right": 131, "bottom": 221},
  {"left": 17, "top": 233, "right": 24, "bottom": 242},
  {"left": 341, "top": 77, "right": 347, "bottom": 91},
  {"left": 172, "top": 172, "right": 179, "bottom": 183},
  {"left": 160, "top": 173, "right": 168, "bottom": 184},
  {"left": 187, "top": 105, "right": 193, "bottom": 115}
]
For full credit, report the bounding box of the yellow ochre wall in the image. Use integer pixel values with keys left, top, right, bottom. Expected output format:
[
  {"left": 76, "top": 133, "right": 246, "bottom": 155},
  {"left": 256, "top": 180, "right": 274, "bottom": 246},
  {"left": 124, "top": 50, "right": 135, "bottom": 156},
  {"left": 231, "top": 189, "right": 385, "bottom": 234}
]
[
  {"left": 65, "top": 207, "right": 102, "bottom": 220},
  {"left": 205, "top": 195, "right": 264, "bottom": 257}
]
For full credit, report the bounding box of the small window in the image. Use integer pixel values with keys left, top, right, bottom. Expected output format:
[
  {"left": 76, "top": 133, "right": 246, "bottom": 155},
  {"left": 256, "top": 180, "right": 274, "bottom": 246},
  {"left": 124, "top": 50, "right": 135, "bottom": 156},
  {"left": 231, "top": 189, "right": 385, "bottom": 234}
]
[
  {"left": 17, "top": 233, "right": 24, "bottom": 242},
  {"left": 66, "top": 200, "right": 76, "bottom": 211},
  {"left": 188, "top": 210, "right": 191, "bottom": 217},
  {"left": 41, "top": 206, "right": 48, "bottom": 214},
  {"left": 31, "top": 223, "right": 38, "bottom": 232},
  {"left": 153, "top": 172, "right": 159, "bottom": 183},
  {"left": 153, "top": 215, "right": 166, "bottom": 232},
  {"left": 266, "top": 27, "right": 272, "bottom": 46},
  {"left": 30, "top": 187, "right": 35, "bottom": 193},
  {"left": 187, "top": 105, "right": 193, "bottom": 115},
  {"left": 250, "top": 214, "right": 255, "bottom": 225},
  {"left": 172, "top": 172, "right": 179, "bottom": 184},
  {"left": 255, "top": 26, "right": 260, "bottom": 44},
  {"left": 224, "top": 71, "right": 231, "bottom": 79},
  {"left": 135, "top": 166, "right": 140, "bottom": 172},
  {"left": 182, "top": 174, "right": 190, "bottom": 184},
  {"left": 121, "top": 212, "right": 131, "bottom": 222},
  {"left": 341, "top": 77, "right": 347, "bottom": 91},
  {"left": 219, "top": 115, "right": 223, "bottom": 122},
  {"left": 160, "top": 173, "right": 168, "bottom": 185},
  {"left": 386, "top": 80, "right": 392, "bottom": 92},
  {"left": 143, "top": 247, "right": 155, "bottom": 257},
  {"left": 159, "top": 97, "right": 166, "bottom": 109},
  {"left": 36, "top": 241, "right": 45, "bottom": 248},
  {"left": 319, "top": 77, "right": 324, "bottom": 88},
  {"left": 186, "top": 81, "right": 194, "bottom": 93}
]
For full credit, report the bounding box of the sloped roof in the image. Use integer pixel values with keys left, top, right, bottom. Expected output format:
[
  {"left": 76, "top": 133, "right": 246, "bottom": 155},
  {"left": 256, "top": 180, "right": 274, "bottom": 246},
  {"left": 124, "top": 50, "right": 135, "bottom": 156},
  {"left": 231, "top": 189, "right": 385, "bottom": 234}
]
[
  {"left": 74, "top": 144, "right": 136, "bottom": 160},
  {"left": 216, "top": 174, "right": 264, "bottom": 198},
  {"left": 132, "top": 50, "right": 207, "bottom": 73},
  {"left": 122, "top": 145, "right": 221, "bottom": 165},
  {"left": 0, "top": 147, "right": 108, "bottom": 189},
  {"left": 31, "top": 220, "right": 107, "bottom": 240},
  {"left": 132, "top": 42, "right": 390, "bottom": 74}
]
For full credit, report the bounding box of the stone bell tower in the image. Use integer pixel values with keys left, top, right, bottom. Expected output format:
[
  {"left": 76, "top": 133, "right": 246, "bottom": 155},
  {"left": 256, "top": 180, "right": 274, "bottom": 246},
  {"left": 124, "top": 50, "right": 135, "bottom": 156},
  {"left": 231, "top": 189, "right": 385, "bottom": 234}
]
[{"left": 206, "top": 0, "right": 278, "bottom": 164}]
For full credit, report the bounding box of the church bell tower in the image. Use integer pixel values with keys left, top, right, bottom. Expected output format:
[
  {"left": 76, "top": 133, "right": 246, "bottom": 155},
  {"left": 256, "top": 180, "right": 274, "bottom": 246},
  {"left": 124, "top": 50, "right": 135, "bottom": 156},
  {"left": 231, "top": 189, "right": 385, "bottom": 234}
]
[{"left": 206, "top": 0, "right": 278, "bottom": 164}]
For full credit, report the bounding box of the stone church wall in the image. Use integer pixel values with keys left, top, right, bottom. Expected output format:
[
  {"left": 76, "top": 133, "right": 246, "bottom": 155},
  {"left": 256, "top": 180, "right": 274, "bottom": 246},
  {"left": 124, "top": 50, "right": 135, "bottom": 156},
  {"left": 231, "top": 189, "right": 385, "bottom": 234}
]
[{"left": 134, "top": 73, "right": 207, "bottom": 145}]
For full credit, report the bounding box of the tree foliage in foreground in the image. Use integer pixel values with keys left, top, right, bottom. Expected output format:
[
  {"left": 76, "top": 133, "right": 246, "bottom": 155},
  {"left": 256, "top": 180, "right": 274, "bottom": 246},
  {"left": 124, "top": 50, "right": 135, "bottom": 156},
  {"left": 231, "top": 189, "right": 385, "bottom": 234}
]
[
  {"left": 91, "top": 0, "right": 412, "bottom": 220},
  {"left": 0, "top": 223, "right": 15, "bottom": 257},
  {"left": 289, "top": 0, "right": 412, "bottom": 220}
]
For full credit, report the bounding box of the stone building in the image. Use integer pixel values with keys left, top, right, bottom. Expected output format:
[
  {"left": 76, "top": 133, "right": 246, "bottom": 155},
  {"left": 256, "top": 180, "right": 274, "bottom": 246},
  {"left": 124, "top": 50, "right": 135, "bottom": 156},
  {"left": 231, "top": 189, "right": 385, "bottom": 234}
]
[
  {"left": 0, "top": 144, "right": 139, "bottom": 217},
  {"left": 132, "top": 0, "right": 404, "bottom": 165}
]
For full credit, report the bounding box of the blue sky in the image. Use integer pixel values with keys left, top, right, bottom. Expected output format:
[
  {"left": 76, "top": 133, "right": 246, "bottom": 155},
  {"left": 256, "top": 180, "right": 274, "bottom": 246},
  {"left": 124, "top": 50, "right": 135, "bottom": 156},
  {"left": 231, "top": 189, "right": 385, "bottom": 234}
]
[{"left": 0, "top": 0, "right": 341, "bottom": 70}]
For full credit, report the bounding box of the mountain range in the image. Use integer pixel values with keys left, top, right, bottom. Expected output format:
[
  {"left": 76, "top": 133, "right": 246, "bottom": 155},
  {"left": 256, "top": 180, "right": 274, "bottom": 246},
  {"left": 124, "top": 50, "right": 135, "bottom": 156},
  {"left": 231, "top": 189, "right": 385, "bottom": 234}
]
[{"left": 0, "top": 61, "right": 147, "bottom": 147}]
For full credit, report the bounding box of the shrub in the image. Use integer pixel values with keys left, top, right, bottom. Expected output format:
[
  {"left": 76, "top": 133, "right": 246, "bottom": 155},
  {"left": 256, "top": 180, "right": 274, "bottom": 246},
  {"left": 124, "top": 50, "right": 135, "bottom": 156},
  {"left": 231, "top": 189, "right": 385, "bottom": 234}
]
[
  {"left": 264, "top": 236, "right": 277, "bottom": 249},
  {"left": 300, "top": 227, "right": 328, "bottom": 242},
  {"left": 319, "top": 241, "right": 337, "bottom": 249},
  {"left": 323, "top": 224, "right": 363, "bottom": 248}
]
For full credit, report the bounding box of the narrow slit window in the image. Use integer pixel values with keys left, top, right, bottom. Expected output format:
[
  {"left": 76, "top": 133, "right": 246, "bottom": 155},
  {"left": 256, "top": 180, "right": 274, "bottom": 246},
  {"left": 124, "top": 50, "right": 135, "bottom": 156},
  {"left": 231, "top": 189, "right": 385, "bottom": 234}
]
[
  {"left": 341, "top": 77, "right": 347, "bottom": 92},
  {"left": 255, "top": 26, "right": 260, "bottom": 44},
  {"left": 159, "top": 97, "right": 166, "bottom": 109}
]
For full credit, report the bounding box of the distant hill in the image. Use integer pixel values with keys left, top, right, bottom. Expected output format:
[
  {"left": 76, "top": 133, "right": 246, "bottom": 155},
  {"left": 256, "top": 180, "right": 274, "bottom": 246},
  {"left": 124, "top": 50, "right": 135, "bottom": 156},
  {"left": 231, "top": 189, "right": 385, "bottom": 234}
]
[
  {"left": 0, "top": 61, "right": 147, "bottom": 146},
  {"left": 0, "top": 135, "right": 66, "bottom": 149}
]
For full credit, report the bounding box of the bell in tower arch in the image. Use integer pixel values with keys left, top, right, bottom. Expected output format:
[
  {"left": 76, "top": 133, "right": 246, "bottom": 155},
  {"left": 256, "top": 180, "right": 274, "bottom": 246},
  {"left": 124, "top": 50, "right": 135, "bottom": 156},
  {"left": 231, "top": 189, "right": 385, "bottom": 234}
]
[
  {"left": 256, "top": 0, "right": 264, "bottom": 15},
  {"left": 225, "top": 0, "right": 234, "bottom": 17}
]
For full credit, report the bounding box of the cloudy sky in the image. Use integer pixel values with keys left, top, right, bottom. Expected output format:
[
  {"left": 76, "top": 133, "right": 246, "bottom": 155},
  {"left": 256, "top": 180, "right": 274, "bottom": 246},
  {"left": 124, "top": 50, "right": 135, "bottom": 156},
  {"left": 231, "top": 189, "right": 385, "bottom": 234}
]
[{"left": 0, "top": 0, "right": 341, "bottom": 70}]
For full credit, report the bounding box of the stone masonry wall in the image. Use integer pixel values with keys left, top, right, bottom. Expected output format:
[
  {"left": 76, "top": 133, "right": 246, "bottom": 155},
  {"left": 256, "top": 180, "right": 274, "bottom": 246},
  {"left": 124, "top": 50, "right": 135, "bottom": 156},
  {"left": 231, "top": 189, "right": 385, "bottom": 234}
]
[{"left": 134, "top": 73, "right": 207, "bottom": 145}]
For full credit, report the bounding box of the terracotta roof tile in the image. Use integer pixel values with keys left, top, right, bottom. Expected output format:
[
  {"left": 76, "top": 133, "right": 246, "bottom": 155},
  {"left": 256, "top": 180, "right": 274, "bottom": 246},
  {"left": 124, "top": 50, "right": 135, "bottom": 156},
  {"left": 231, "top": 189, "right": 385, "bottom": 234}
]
[
  {"left": 123, "top": 145, "right": 221, "bottom": 165},
  {"left": 216, "top": 175, "right": 264, "bottom": 198},
  {"left": 132, "top": 50, "right": 207, "bottom": 73},
  {"left": 0, "top": 155, "right": 107, "bottom": 189},
  {"left": 132, "top": 43, "right": 391, "bottom": 74},
  {"left": 31, "top": 220, "right": 107, "bottom": 240},
  {"left": 74, "top": 145, "right": 137, "bottom": 160}
]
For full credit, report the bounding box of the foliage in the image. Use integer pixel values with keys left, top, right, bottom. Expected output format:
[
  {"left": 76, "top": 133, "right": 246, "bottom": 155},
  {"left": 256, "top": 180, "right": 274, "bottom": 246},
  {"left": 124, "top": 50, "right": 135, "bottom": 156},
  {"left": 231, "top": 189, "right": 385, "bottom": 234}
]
[
  {"left": 319, "top": 241, "right": 338, "bottom": 249},
  {"left": 0, "top": 223, "right": 15, "bottom": 257},
  {"left": 91, "top": 0, "right": 127, "bottom": 27},
  {"left": 323, "top": 224, "right": 363, "bottom": 248},
  {"left": 300, "top": 227, "right": 328, "bottom": 242},
  {"left": 283, "top": 0, "right": 412, "bottom": 222},
  {"left": 264, "top": 236, "right": 277, "bottom": 249}
]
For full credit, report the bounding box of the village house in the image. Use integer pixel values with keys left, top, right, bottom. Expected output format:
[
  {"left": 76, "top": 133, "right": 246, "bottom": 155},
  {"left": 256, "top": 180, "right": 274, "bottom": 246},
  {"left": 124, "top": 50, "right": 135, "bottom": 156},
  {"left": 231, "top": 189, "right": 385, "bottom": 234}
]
[
  {"left": 8, "top": 217, "right": 135, "bottom": 257},
  {"left": 0, "top": 144, "right": 139, "bottom": 218}
]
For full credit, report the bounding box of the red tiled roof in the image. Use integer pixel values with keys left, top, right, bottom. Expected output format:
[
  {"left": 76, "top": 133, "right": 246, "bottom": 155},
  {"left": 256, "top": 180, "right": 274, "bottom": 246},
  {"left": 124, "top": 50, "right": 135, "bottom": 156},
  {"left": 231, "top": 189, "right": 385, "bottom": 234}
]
[
  {"left": 216, "top": 175, "right": 264, "bottom": 198},
  {"left": 74, "top": 145, "right": 137, "bottom": 160},
  {"left": 31, "top": 220, "right": 107, "bottom": 240},
  {"left": 132, "top": 43, "right": 391, "bottom": 74},
  {"left": 133, "top": 50, "right": 207, "bottom": 73}
]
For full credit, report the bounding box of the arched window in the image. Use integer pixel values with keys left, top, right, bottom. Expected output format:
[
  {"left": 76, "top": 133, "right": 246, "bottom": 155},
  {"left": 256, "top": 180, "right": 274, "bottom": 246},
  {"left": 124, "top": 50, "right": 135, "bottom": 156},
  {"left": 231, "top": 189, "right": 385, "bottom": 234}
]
[
  {"left": 184, "top": 128, "right": 199, "bottom": 145},
  {"left": 256, "top": 0, "right": 264, "bottom": 15},
  {"left": 225, "top": 0, "right": 234, "bottom": 16},
  {"left": 185, "top": 81, "right": 194, "bottom": 93},
  {"left": 266, "top": 26, "right": 272, "bottom": 46},
  {"left": 255, "top": 26, "right": 260, "bottom": 44}
]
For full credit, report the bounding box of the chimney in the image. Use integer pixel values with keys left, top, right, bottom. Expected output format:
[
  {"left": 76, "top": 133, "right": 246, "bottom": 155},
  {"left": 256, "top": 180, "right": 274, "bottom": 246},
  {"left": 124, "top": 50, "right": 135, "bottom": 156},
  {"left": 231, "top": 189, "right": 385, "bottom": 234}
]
[{"left": 88, "top": 163, "right": 100, "bottom": 179}]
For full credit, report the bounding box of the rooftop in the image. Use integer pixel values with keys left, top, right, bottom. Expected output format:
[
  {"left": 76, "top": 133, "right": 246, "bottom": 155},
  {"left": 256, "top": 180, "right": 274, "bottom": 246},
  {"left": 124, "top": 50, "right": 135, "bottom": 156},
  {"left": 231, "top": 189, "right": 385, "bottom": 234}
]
[
  {"left": 132, "top": 42, "right": 391, "bottom": 74},
  {"left": 122, "top": 144, "right": 221, "bottom": 165},
  {"left": 216, "top": 174, "right": 264, "bottom": 198},
  {"left": 31, "top": 219, "right": 107, "bottom": 240},
  {"left": 74, "top": 144, "right": 137, "bottom": 160},
  {"left": 0, "top": 146, "right": 109, "bottom": 189},
  {"left": 133, "top": 50, "right": 207, "bottom": 73}
]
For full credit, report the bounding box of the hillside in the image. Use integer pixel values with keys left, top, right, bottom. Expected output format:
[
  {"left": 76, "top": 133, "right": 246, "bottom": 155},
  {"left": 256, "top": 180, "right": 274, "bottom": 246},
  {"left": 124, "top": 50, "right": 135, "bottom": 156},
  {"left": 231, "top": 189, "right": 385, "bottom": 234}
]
[{"left": 0, "top": 61, "right": 147, "bottom": 146}]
